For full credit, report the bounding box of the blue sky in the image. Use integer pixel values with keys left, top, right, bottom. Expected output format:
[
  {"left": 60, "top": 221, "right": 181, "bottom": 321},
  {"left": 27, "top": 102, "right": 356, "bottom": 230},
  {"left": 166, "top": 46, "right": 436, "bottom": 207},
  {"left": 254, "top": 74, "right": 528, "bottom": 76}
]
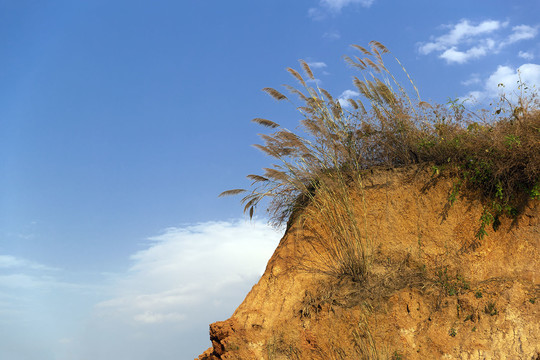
[{"left": 0, "top": 1, "right": 538, "bottom": 359}]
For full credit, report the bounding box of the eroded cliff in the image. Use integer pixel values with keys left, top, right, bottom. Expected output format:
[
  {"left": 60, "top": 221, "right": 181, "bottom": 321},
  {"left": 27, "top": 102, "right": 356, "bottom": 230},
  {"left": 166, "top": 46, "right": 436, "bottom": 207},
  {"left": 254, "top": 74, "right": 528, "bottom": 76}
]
[{"left": 199, "top": 167, "right": 539, "bottom": 359}]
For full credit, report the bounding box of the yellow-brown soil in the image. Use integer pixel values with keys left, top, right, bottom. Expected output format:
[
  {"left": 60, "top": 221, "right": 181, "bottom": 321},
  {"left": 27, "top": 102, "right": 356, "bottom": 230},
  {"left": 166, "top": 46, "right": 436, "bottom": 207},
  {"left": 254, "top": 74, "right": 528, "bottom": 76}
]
[{"left": 198, "top": 166, "right": 539, "bottom": 359}]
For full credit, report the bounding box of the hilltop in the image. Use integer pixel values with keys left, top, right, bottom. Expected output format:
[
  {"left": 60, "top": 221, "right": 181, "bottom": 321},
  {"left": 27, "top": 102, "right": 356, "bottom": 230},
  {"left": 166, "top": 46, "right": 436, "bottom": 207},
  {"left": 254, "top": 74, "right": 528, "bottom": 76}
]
[{"left": 199, "top": 42, "right": 539, "bottom": 359}]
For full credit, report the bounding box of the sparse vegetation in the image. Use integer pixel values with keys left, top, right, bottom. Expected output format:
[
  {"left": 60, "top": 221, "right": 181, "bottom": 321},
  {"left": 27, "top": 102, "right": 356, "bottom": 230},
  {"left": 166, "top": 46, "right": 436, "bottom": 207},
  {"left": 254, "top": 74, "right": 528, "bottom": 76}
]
[
  {"left": 435, "top": 267, "right": 470, "bottom": 296},
  {"left": 266, "top": 332, "right": 301, "bottom": 360},
  {"left": 484, "top": 301, "right": 498, "bottom": 316}
]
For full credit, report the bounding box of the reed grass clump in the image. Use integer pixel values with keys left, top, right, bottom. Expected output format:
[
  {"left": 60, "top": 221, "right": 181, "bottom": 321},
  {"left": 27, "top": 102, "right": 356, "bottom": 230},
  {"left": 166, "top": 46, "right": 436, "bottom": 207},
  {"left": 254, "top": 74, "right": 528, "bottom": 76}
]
[
  {"left": 301, "top": 172, "right": 371, "bottom": 282},
  {"left": 221, "top": 41, "right": 540, "bottom": 278}
]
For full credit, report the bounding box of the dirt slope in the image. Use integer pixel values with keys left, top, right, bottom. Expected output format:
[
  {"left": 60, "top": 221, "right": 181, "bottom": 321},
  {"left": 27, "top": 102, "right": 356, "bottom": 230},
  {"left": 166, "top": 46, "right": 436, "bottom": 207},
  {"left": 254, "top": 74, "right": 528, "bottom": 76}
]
[{"left": 198, "top": 167, "right": 539, "bottom": 359}]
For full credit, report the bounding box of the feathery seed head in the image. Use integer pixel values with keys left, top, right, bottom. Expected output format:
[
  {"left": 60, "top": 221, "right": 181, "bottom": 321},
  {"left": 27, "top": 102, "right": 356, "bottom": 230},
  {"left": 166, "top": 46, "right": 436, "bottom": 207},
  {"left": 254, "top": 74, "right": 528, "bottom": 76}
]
[
  {"left": 320, "top": 88, "right": 334, "bottom": 102},
  {"left": 369, "top": 40, "right": 390, "bottom": 54},
  {"left": 252, "top": 118, "right": 280, "bottom": 128},
  {"left": 287, "top": 67, "right": 306, "bottom": 87},
  {"left": 351, "top": 44, "right": 372, "bottom": 56},
  {"left": 283, "top": 84, "right": 308, "bottom": 101},
  {"left": 263, "top": 87, "right": 287, "bottom": 101},
  {"left": 219, "top": 189, "right": 246, "bottom": 197},
  {"left": 348, "top": 99, "right": 359, "bottom": 109},
  {"left": 300, "top": 59, "right": 315, "bottom": 80}
]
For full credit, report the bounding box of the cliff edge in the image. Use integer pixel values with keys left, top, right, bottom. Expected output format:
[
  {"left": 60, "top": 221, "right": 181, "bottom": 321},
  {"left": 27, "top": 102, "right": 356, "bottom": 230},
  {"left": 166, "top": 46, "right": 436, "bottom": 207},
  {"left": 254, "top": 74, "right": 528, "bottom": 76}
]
[{"left": 199, "top": 167, "right": 539, "bottom": 359}]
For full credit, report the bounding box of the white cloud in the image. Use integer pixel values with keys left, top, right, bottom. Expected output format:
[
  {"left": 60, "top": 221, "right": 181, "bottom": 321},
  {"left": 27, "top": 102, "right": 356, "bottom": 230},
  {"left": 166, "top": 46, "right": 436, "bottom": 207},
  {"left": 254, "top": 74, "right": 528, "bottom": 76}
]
[
  {"left": 307, "top": 61, "right": 327, "bottom": 69},
  {"left": 464, "top": 63, "right": 540, "bottom": 102},
  {"left": 518, "top": 50, "right": 535, "bottom": 60},
  {"left": 95, "top": 220, "right": 281, "bottom": 325},
  {"left": 419, "top": 20, "right": 503, "bottom": 55},
  {"left": 439, "top": 40, "right": 495, "bottom": 64},
  {"left": 338, "top": 89, "right": 360, "bottom": 107},
  {"left": 306, "top": 61, "right": 329, "bottom": 77},
  {"left": 487, "top": 63, "right": 540, "bottom": 92},
  {"left": 419, "top": 19, "right": 538, "bottom": 64}
]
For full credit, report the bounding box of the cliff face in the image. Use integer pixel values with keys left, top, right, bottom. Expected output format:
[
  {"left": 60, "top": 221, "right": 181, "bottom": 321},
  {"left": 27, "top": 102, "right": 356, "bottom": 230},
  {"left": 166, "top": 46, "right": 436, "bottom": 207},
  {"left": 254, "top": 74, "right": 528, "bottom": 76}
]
[{"left": 198, "top": 167, "right": 539, "bottom": 360}]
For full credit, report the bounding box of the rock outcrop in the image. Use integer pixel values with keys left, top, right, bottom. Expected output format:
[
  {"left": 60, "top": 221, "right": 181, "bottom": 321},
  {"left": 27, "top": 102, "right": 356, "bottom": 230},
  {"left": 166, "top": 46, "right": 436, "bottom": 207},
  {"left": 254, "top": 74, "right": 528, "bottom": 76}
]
[{"left": 198, "top": 167, "right": 539, "bottom": 359}]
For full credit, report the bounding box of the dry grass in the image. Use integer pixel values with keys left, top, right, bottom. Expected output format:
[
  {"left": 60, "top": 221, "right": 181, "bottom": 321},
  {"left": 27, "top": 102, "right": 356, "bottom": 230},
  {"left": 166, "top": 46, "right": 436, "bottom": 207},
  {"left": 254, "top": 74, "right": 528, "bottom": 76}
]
[
  {"left": 299, "top": 173, "right": 371, "bottom": 282},
  {"left": 221, "top": 41, "right": 540, "bottom": 279}
]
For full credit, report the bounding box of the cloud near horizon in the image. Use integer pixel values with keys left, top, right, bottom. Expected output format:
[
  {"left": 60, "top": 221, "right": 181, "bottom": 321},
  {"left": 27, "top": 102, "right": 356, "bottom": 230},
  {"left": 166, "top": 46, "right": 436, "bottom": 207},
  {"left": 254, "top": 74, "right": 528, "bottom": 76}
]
[
  {"left": 96, "top": 220, "right": 281, "bottom": 323},
  {"left": 463, "top": 63, "right": 540, "bottom": 103},
  {"left": 82, "top": 219, "right": 282, "bottom": 359},
  {"left": 0, "top": 220, "right": 282, "bottom": 360},
  {"left": 0, "top": 254, "right": 63, "bottom": 290},
  {"left": 419, "top": 19, "right": 538, "bottom": 64}
]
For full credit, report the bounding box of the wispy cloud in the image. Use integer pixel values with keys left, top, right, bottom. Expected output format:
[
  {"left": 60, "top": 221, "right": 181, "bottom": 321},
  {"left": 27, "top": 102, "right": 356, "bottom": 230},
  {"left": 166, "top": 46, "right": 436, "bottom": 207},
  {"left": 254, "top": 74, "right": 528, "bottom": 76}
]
[
  {"left": 461, "top": 73, "right": 481, "bottom": 86},
  {"left": 0, "top": 254, "right": 66, "bottom": 292},
  {"left": 323, "top": 30, "right": 341, "bottom": 40},
  {"left": 320, "top": 0, "right": 375, "bottom": 12},
  {"left": 309, "top": 0, "right": 375, "bottom": 20},
  {"left": 419, "top": 19, "right": 538, "bottom": 64},
  {"left": 505, "top": 25, "right": 538, "bottom": 44},
  {"left": 307, "top": 7, "right": 326, "bottom": 21},
  {"left": 0, "top": 255, "right": 58, "bottom": 271},
  {"left": 307, "top": 61, "right": 329, "bottom": 77},
  {"left": 307, "top": 61, "right": 328, "bottom": 69},
  {"left": 518, "top": 50, "right": 535, "bottom": 60}
]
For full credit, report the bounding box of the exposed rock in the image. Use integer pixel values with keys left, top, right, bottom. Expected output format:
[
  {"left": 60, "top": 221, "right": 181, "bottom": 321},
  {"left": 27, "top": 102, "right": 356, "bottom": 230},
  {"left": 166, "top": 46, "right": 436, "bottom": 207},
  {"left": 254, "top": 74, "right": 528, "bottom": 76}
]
[{"left": 198, "top": 167, "right": 540, "bottom": 359}]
